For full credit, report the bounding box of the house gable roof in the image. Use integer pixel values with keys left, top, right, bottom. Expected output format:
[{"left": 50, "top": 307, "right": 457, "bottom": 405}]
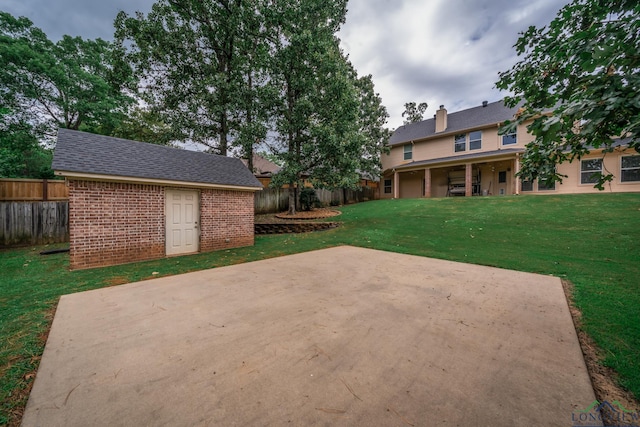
[
  {"left": 52, "top": 129, "right": 262, "bottom": 190},
  {"left": 390, "top": 100, "right": 521, "bottom": 146}
]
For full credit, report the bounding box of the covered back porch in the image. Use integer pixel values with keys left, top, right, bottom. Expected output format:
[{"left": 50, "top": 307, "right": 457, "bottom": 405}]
[{"left": 384, "top": 150, "right": 524, "bottom": 199}]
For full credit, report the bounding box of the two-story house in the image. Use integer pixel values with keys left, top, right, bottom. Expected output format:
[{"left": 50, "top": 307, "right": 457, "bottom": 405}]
[{"left": 381, "top": 100, "right": 640, "bottom": 198}]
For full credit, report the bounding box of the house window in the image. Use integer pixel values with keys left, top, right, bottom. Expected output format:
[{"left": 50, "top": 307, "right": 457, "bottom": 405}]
[
  {"left": 521, "top": 179, "right": 533, "bottom": 192},
  {"left": 498, "top": 171, "right": 507, "bottom": 183},
  {"left": 502, "top": 132, "right": 517, "bottom": 146},
  {"left": 580, "top": 159, "right": 603, "bottom": 184},
  {"left": 454, "top": 134, "right": 466, "bottom": 152},
  {"left": 621, "top": 155, "right": 640, "bottom": 182},
  {"left": 384, "top": 179, "right": 392, "bottom": 194},
  {"left": 403, "top": 144, "right": 412, "bottom": 160},
  {"left": 538, "top": 178, "right": 556, "bottom": 191},
  {"left": 469, "top": 131, "right": 482, "bottom": 150}
]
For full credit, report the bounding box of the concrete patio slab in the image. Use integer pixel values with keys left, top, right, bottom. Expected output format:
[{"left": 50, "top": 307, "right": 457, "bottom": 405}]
[{"left": 23, "top": 246, "right": 596, "bottom": 426}]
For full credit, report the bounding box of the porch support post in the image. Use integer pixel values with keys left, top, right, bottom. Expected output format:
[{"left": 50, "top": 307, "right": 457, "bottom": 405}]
[
  {"left": 424, "top": 168, "right": 431, "bottom": 198},
  {"left": 514, "top": 154, "right": 521, "bottom": 195},
  {"left": 394, "top": 170, "right": 400, "bottom": 199},
  {"left": 465, "top": 163, "right": 472, "bottom": 197}
]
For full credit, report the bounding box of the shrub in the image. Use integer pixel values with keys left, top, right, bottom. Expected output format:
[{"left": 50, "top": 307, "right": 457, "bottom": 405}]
[
  {"left": 330, "top": 199, "right": 341, "bottom": 207},
  {"left": 299, "top": 188, "right": 319, "bottom": 211}
]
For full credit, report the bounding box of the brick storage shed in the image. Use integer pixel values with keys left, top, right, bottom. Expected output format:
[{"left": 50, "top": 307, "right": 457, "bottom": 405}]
[{"left": 52, "top": 129, "right": 262, "bottom": 270}]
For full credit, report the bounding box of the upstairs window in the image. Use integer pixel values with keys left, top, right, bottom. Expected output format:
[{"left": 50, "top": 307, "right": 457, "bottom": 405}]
[
  {"left": 454, "top": 134, "right": 466, "bottom": 152},
  {"left": 621, "top": 155, "right": 640, "bottom": 182},
  {"left": 580, "top": 159, "right": 603, "bottom": 184},
  {"left": 502, "top": 132, "right": 517, "bottom": 145},
  {"left": 469, "top": 131, "right": 482, "bottom": 150},
  {"left": 403, "top": 144, "right": 412, "bottom": 160},
  {"left": 454, "top": 132, "right": 481, "bottom": 152}
]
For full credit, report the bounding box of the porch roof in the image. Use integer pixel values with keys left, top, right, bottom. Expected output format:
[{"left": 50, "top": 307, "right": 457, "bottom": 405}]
[{"left": 389, "top": 148, "right": 524, "bottom": 172}]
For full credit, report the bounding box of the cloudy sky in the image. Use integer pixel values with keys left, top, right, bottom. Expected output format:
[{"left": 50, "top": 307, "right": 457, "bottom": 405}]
[{"left": 3, "top": 0, "right": 570, "bottom": 130}]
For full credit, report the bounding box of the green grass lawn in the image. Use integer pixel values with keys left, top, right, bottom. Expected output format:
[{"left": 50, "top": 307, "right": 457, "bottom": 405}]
[{"left": 1, "top": 193, "right": 639, "bottom": 424}]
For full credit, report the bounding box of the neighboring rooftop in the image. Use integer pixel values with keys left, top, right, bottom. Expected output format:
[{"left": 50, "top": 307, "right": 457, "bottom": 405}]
[
  {"left": 390, "top": 100, "right": 521, "bottom": 146},
  {"left": 241, "top": 154, "right": 281, "bottom": 177},
  {"left": 53, "top": 129, "right": 262, "bottom": 189}
]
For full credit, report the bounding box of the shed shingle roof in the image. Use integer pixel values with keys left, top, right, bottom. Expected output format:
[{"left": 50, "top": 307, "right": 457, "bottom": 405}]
[
  {"left": 390, "top": 100, "right": 521, "bottom": 146},
  {"left": 52, "top": 129, "right": 262, "bottom": 189}
]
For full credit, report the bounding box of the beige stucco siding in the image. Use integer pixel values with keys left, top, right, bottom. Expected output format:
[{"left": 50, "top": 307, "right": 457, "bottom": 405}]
[
  {"left": 382, "top": 124, "right": 534, "bottom": 173},
  {"left": 545, "top": 149, "right": 640, "bottom": 194}
]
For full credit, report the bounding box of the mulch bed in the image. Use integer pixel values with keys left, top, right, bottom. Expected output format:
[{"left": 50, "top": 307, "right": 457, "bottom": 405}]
[
  {"left": 255, "top": 208, "right": 341, "bottom": 224},
  {"left": 255, "top": 209, "right": 341, "bottom": 234},
  {"left": 274, "top": 208, "right": 341, "bottom": 220}
]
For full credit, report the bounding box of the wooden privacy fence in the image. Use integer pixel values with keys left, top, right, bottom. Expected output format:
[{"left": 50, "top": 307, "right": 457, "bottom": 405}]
[
  {"left": 316, "top": 187, "right": 379, "bottom": 205},
  {"left": 0, "top": 179, "right": 68, "bottom": 201},
  {"left": 254, "top": 188, "right": 290, "bottom": 214},
  {"left": 0, "top": 201, "right": 69, "bottom": 246},
  {"left": 255, "top": 186, "right": 379, "bottom": 214}
]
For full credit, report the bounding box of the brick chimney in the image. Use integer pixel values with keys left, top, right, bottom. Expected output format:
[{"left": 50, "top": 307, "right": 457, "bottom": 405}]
[{"left": 435, "top": 105, "right": 447, "bottom": 133}]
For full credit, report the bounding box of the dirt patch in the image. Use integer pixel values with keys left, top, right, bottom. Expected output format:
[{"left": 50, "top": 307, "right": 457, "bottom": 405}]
[
  {"left": 106, "top": 277, "right": 131, "bottom": 287},
  {"left": 562, "top": 280, "right": 639, "bottom": 424}
]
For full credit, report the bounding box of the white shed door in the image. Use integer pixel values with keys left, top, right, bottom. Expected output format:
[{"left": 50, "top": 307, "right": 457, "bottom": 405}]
[{"left": 165, "top": 189, "right": 199, "bottom": 256}]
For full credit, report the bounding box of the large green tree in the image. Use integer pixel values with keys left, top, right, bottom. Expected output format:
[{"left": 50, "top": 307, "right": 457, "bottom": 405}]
[
  {"left": 115, "top": 0, "right": 265, "bottom": 156},
  {"left": 231, "top": 1, "right": 275, "bottom": 171},
  {"left": 0, "top": 12, "right": 134, "bottom": 143},
  {"left": 266, "top": 0, "right": 389, "bottom": 214},
  {"left": 116, "top": 0, "right": 389, "bottom": 213},
  {"left": 496, "top": 0, "right": 640, "bottom": 189},
  {"left": 111, "top": 106, "right": 179, "bottom": 146},
  {"left": 0, "top": 109, "right": 54, "bottom": 178},
  {"left": 352, "top": 73, "right": 392, "bottom": 181}
]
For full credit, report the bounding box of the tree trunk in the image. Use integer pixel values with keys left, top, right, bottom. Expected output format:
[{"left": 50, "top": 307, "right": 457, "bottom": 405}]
[
  {"left": 246, "top": 72, "right": 254, "bottom": 172},
  {"left": 219, "top": 111, "right": 228, "bottom": 156},
  {"left": 287, "top": 184, "right": 296, "bottom": 215},
  {"left": 246, "top": 145, "right": 254, "bottom": 172}
]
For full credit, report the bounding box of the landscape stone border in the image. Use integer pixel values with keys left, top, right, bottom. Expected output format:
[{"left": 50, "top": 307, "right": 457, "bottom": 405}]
[{"left": 254, "top": 222, "right": 340, "bottom": 235}]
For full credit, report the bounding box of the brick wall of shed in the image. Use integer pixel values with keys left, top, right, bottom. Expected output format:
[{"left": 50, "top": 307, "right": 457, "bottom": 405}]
[
  {"left": 68, "top": 181, "right": 255, "bottom": 270},
  {"left": 68, "top": 180, "right": 165, "bottom": 269},
  {"left": 200, "top": 189, "right": 254, "bottom": 251}
]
